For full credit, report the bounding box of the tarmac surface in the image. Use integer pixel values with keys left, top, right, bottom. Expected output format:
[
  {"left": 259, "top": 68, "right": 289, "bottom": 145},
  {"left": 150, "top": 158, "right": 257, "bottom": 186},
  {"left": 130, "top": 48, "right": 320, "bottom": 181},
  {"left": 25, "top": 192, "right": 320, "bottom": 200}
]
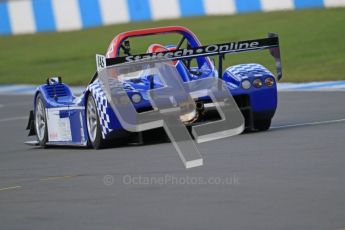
[{"left": 0, "top": 92, "right": 344, "bottom": 230}]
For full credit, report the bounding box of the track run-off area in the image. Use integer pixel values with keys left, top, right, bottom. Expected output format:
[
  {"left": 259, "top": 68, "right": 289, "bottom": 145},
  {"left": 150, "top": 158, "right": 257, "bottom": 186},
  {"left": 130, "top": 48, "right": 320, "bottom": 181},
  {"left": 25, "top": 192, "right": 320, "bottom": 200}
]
[{"left": 0, "top": 91, "right": 344, "bottom": 230}]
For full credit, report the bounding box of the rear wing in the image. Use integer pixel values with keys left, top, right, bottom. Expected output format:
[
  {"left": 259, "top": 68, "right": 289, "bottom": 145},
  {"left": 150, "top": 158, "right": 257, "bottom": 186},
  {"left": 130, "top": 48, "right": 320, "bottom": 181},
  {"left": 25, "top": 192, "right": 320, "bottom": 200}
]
[{"left": 103, "top": 33, "right": 282, "bottom": 80}]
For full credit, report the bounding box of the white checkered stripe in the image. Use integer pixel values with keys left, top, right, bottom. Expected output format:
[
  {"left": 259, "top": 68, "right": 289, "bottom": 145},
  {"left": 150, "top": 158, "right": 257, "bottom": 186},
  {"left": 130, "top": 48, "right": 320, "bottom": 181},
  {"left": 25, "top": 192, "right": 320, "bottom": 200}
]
[
  {"left": 227, "top": 63, "right": 273, "bottom": 78},
  {"left": 88, "top": 82, "right": 112, "bottom": 139}
]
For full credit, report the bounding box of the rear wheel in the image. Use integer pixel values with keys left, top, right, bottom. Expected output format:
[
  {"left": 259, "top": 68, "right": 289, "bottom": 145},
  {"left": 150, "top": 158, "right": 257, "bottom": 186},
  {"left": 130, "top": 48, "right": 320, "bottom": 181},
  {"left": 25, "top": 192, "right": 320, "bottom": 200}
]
[
  {"left": 254, "top": 118, "right": 271, "bottom": 131},
  {"left": 35, "top": 95, "right": 48, "bottom": 147},
  {"left": 86, "top": 94, "right": 105, "bottom": 149}
]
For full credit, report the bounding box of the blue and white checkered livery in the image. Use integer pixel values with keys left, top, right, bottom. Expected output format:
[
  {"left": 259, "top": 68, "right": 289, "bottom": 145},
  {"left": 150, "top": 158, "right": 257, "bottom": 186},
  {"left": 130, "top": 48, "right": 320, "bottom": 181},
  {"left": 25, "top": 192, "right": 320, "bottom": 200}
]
[
  {"left": 88, "top": 81, "right": 113, "bottom": 138},
  {"left": 227, "top": 63, "right": 273, "bottom": 78}
]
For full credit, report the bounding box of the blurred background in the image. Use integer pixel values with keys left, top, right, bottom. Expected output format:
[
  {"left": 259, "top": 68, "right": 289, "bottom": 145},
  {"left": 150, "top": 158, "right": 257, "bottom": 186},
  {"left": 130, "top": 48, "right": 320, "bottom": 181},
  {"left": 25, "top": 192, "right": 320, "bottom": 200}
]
[{"left": 0, "top": 0, "right": 344, "bottom": 85}]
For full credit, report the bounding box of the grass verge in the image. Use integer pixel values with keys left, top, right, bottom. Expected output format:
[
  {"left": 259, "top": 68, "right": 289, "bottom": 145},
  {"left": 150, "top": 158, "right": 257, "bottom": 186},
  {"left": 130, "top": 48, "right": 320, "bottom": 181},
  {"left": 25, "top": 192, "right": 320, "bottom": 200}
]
[{"left": 0, "top": 8, "right": 344, "bottom": 85}]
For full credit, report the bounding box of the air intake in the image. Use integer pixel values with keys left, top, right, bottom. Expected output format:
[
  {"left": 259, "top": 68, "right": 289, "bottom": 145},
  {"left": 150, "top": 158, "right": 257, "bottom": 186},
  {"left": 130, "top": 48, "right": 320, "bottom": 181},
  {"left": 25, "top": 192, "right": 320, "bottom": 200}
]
[{"left": 45, "top": 85, "right": 68, "bottom": 98}]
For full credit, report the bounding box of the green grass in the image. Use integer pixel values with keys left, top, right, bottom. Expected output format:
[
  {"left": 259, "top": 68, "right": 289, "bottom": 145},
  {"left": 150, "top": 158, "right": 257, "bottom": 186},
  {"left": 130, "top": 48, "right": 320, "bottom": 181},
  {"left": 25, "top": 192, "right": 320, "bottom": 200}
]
[{"left": 0, "top": 8, "right": 344, "bottom": 85}]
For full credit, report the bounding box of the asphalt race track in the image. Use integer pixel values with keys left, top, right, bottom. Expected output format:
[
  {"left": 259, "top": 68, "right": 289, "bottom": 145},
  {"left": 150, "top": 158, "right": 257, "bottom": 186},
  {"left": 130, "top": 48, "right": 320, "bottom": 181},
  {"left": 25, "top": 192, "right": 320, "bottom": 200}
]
[{"left": 0, "top": 92, "right": 344, "bottom": 230}]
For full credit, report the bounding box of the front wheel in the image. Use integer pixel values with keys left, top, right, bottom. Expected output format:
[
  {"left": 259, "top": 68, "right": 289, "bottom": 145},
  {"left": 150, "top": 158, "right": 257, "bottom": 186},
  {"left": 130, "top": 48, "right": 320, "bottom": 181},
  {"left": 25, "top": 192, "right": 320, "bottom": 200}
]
[
  {"left": 254, "top": 118, "right": 271, "bottom": 131},
  {"left": 35, "top": 94, "right": 48, "bottom": 147},
  {"left": 86, "top": 94, "right": 106, "bottom": 149}
]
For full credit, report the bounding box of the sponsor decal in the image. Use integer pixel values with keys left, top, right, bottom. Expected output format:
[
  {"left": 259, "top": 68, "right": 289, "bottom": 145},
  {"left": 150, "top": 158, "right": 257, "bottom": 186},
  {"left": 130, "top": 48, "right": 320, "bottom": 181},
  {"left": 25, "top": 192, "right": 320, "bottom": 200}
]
[{"left": 106, "top": 37, "right": 278, "bottom": 66}]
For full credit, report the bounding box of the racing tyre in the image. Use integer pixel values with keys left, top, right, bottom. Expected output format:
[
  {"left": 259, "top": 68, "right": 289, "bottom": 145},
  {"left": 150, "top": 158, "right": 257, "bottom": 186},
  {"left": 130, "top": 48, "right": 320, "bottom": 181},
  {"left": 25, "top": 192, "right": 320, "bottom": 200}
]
[
  {"left": 35, "top": 94, "right": 48, "bottom": 147},
  {"left": 254, "top": 118, "right": 271, "bottom": 131},
  {"left": 86, "top": 94, "right": 106, "bottom": 149}
]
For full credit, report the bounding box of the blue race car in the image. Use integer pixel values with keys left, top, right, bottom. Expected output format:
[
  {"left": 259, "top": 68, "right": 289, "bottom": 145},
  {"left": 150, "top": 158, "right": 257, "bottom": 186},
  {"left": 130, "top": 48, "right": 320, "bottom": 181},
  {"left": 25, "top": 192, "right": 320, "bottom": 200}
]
[{"left": 26, "top": 26, "right": 282, "bottom": 149}]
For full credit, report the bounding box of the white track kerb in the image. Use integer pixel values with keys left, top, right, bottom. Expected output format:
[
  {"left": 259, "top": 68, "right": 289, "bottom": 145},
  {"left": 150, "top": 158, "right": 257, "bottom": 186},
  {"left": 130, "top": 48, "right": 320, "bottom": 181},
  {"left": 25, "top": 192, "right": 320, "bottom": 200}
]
[{"left": 1, "top": 0, "right": 345, "bottom": 35}]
